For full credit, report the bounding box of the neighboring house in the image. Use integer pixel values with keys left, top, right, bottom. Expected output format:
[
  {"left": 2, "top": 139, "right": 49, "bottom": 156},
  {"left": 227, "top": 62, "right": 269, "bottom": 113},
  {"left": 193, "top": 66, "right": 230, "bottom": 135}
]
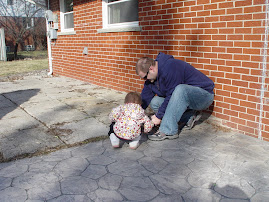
[
  {"left": 48, "top": 0, "right": 269, "bottom": 141},
  {"left": 0, "top": 0, "right": 46, "bottom": 52}
]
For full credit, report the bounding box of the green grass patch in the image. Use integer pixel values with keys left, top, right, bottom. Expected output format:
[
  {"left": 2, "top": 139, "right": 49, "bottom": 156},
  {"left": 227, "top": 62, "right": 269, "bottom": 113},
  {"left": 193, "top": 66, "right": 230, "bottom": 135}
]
[
  {"left": 0, "top": 51, "right": 48, "bottom": 77},
  {"left": 7, "top": 50, "right": 48, "bottom": 61},
  {"left": 0, "top": 58, "right": 48, "bottom": 77}
]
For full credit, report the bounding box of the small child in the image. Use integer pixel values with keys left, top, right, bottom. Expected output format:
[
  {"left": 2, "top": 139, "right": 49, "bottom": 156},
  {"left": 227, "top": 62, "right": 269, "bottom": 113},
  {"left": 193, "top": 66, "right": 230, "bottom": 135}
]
[{"left": 108, "top": 92, "right": 154, "bottom": 149}]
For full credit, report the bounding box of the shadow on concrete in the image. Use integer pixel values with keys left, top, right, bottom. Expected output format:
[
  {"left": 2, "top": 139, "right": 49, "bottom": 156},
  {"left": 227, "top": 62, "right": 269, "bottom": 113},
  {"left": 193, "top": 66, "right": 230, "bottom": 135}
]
[
  {"left": 211, "top": 183, "right": 250, "bottom": 200},
  {"left": 0, "top": 89, "right": 40, "bottom": 119}
]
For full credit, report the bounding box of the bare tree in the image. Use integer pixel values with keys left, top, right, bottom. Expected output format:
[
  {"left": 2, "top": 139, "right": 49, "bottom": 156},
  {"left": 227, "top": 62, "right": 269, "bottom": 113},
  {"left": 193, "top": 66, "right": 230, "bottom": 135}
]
[{"left": 0, "top": 0, "right": 47, "bottom": 59}]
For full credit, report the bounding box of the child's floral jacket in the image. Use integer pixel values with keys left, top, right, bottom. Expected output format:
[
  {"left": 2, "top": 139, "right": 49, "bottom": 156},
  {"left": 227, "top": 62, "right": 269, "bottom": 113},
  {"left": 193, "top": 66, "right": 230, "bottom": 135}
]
[{"left": 109, "top": 103, "right": 154, "bottom": 140}]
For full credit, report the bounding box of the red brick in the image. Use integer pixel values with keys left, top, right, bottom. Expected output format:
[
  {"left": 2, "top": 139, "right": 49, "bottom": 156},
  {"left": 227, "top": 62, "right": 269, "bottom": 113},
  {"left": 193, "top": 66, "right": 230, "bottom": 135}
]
[
  {"left": 197, "top": 10, "right": 210, "bottom": 17},
  {"left": 239, "top": 87, "right": 256, "bottom": 96},
  {"left": 244, "top": 20, "right": 262, "bottom": 27},
  {"left": 235, "top": 14, "right": 253, "bottom": 21},
  {"left": 231, "top": 105, "right": 247, "bottom": 113},
  {"left": 238, "top": 125, "right": 255, "bottom": 134},
  {"left": 225, "top": 120, "right": 239, "bottom": 129},
  {"left": 227, "top": 7, "right": 243, "bottom": 15},
  {"left": 219, "top": 28, "right": 234, "bottom": 34},
  {"left": 227, "top": 48, "right": 243, "bottom": 54},
  {"left": 253, "top": 13, "right": 266, "bottom": 20},
  {"left": 211, "top": 9, "right": 226, "bottom": 16},
  {"left": 225, "top": 73, "right": 241, "bottom": 80},
  {"left": 219, "top": 41, "right": 233, "bottom": 47},
  {"left": 215, "top": 89, "right": 231, "bottom": 97},
  {"left": 235, "top": 28, "right": 252, "bottom": 34},
  {"left": 227, "top": 21, "right": 243, "bottom": 27},
  {"left": 240, "top": 100, "right": 257, "bottom": 109},
  {"left": 234, "top": 54, "right": 251, "bottom": 61},
  {"left": 244, "top": 35, "right": 262, "bottom": 41},
  {"left": 204, "top": 29, "right": 218, "bottom": 34},
  {"left": 235, "top": 0, "right": 253, "bottom": 7},
  {"left": 248, "top": 95, "right": 260, "bottom": 103},
  {"left": 218, "top": 53, "right": 232, "bottom": 60},
  {"left": 212, "top": 47, "right": 225, "bottom": 53},
  {"left": 223, "top": 85, "right": 239, "bottom": 93},
  {"left": 215, "top": 112, "right": 230, "bottom": 121},
  {"left": 224, "top": 109, "right": 239, "bottom": 117},
  {"left": 253, "top": 27, "right": 266, "bottom": 34},
  {"left": 184, "top": 1, "right": 196, "bottom": 7},
  {"left": 224, "top": 97, "right": 239, "bottom": 105},
  {"left": 227, "top": 35, "right": 243, "bottom": 41},
  {"left": 239, "top": 112, "right": 256, "bottom": 121},
  {"left": 218, "top": 65, "right": 234, "bottom": 72},
  {"left": 212, "top": 22, "right": 227, "bottom": 28},
  {"left": 204, "top": 4, "right": 217, "bottom": 10},
  {"left": 232, "top": 80, "right": 249, "bottom": 88},
  {"left": 234, "top": 41, "right": 251, "bottom": 47},
  {"left": 244, "top": 48, "right": 261, "bottom": 55},
  {"left": 244, "top": 5, "right": 262, "bottom": 13}
]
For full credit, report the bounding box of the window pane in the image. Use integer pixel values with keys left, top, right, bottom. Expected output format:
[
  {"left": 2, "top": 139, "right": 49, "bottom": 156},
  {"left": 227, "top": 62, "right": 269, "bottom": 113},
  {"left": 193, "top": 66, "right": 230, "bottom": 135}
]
[
  {"left": 64, "top": 12, "right": 74, "bottom": 29},
  {"left": 64, "top": 0, "right": 73, "bottom": 12},
  {"left": 7, "top": 0, "right": 13, "bottom": 5},
  {"left": 108, "top": 0, "right": 138, "bottom": 24}
]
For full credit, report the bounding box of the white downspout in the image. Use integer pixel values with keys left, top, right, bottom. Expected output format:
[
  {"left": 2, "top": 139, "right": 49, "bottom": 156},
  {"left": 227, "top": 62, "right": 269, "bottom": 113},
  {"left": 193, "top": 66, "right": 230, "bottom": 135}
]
[
  {"left": 258, "top": 0, "right": 269, "bottom": 139},
  {"left": 47, "top": 0, "right": 53, "bottom": 76}
]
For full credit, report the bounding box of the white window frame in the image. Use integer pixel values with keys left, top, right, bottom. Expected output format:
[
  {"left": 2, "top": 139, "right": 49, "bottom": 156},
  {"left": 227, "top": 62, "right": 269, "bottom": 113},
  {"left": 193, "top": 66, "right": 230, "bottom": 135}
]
[
  {"left": 59, "top": 0, "right": 74, "bottom": 32},
  {"left": 102, "top": 0, "right": 139, "bottom": 30}
]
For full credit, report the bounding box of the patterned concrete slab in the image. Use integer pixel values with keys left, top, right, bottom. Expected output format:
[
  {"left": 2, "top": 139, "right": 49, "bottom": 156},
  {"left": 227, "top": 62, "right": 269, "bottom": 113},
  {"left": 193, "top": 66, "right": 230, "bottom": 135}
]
[{"left": 0, "top": 72, "right": 269, "bottom": 201}]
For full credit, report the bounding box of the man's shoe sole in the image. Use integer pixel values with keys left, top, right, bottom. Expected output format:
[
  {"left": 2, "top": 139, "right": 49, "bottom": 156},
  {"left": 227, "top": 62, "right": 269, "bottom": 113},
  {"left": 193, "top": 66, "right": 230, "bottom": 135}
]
[
  {"left": 148, "top": 134, "right": 179, "bottom": 141},
  {"left": 186, "top": 113, "right": 202, "bottom": 130}
]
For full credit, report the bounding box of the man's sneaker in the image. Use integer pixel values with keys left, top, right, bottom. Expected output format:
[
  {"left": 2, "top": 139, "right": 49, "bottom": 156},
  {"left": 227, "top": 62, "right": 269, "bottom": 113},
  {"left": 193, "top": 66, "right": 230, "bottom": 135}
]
[
  {"left": 110, "top": 133, "right": 120, "bottom": 148},
  {"left": 185, "top": 111, "right": 202, "bottom": 130},
  {"left": 148, "top": 130, "right": 179, "bottom": 141}
]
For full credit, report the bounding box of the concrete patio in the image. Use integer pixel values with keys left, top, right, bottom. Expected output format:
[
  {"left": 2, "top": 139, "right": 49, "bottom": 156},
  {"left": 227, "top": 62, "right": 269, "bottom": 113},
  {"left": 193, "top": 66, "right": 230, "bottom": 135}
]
[{"left": 0, "top": 71, "right": 268, "bottom": 201}]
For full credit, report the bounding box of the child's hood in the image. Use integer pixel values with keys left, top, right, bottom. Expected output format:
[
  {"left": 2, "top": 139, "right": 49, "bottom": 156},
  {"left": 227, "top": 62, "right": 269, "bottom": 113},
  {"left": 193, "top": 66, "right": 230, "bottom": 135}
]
[{"left": 122, "top": 103, "right": 145, "bottom": 120}]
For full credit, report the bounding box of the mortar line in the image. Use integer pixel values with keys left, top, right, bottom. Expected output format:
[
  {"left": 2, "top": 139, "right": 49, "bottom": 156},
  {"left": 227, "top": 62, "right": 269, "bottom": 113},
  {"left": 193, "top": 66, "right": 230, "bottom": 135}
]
[{"left": 258, "top": 0, "right": 269, "bottom": 139}]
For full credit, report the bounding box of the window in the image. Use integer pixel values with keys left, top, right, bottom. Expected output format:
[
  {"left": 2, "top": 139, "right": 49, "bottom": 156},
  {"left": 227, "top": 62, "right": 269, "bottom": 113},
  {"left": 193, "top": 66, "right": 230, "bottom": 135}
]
[
  {"left": 7, "top": 0, "right": 13, "bottom": 5},
  {"left": 59, "top": 0, "right": 74, "bottom": 32},
  {"left": 102, "top": 0, "right": 139, "bottom": 30},
  {"left": 23, "top": 18, "right": 34, "bottom": 29}
]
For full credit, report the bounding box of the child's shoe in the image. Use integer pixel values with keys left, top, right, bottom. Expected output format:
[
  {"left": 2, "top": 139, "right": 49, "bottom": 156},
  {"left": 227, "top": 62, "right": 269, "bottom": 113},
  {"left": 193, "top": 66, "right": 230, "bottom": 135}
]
[
  {"left": 110, "top": 133, "right": 120, "bottom": 148},
  {"left": 129, "top": 136, "right": 141, "bottom": 149}
]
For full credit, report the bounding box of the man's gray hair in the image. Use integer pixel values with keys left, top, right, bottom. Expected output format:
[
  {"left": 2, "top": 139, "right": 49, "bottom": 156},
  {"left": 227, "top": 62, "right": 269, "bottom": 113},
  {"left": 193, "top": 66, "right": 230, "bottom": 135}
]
[{"left": 136, "top": 57, "right": 156, "bottom": 75}]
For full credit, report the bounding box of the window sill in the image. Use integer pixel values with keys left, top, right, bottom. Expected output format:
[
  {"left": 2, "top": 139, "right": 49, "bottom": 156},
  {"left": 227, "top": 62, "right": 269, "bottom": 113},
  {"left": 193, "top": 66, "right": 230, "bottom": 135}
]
[
  {"left": 58, "top": 31, "right": 76, "bottom": 36},
  {"left": 97, "top": 26, "right": 141, "bottom": 33}
]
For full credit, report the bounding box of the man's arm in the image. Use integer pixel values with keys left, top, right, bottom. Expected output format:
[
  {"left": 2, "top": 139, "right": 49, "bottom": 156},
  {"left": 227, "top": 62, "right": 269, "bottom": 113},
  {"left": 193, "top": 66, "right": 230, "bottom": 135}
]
[
  {"left": 141, "top": 81, "right": 155, "bottom": 110},
  {"left": 155, "top": 60, "right": 184, "bottom": 119}
]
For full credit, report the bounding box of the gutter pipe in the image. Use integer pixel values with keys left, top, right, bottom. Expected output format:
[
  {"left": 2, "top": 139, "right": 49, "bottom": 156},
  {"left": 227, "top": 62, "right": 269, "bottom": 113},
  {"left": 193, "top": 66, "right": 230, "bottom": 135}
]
[{"left": 46, "top": 0, "right": 53, "bottom": 75}]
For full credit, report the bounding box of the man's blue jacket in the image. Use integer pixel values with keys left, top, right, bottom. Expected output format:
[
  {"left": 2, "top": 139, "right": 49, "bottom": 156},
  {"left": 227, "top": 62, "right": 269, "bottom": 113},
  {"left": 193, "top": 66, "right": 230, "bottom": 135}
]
[{"left": 141, "top": 52, "right": 215, "bottom": 119}]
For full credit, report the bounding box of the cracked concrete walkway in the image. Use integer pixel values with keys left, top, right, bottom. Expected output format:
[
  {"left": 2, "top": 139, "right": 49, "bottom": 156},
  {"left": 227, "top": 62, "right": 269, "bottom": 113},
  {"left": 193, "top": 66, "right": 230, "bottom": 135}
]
[{"left": 0, "top": 71, "right": 269, "bottom": 201}]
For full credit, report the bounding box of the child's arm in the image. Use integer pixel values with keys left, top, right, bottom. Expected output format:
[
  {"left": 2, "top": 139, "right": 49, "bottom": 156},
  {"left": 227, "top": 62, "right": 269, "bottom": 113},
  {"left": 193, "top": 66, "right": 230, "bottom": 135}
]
[
  {"left": 109, "top": 105, "right": 123, "bottom": 122},
  {"left": 142, "top": 115, "right": 154, "bottom": 133}
]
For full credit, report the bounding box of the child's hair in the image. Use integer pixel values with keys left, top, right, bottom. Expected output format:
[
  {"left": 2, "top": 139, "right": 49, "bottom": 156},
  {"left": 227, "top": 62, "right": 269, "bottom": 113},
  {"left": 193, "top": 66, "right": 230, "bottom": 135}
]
[{"left": 124, "top": 92, "right": 142, "bottom": 105}]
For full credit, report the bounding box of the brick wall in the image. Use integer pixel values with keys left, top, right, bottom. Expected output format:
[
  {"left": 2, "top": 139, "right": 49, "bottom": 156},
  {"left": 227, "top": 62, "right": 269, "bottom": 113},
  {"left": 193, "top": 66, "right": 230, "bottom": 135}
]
[{"left": 50, "top": 0, "right": 269, "bottom": 141}]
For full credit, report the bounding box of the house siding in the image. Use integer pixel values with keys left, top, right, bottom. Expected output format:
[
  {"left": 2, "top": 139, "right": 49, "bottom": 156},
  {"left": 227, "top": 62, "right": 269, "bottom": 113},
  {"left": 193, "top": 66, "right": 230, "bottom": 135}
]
[{"left": 49, "top": 0, "right": 269, "bottom": 141}]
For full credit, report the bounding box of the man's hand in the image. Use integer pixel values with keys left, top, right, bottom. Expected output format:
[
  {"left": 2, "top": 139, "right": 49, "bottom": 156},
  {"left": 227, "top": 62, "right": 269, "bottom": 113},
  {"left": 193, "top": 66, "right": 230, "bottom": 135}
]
[{"left": 151, "top": 115, "right": 161, "bottom": 125}]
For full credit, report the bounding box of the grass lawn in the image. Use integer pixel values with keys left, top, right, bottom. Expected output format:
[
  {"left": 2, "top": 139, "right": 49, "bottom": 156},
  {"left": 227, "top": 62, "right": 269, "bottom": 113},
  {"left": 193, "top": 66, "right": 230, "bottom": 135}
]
[{"left": 0, "top": 51, "right": 48, "bottom": 77}]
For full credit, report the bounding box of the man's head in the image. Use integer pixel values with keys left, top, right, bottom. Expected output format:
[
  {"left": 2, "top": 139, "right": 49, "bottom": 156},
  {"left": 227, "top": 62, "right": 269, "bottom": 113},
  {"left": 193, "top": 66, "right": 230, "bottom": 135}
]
[
  {"left": 124, "top": 92, "right": 142, "bottom": 105},
  {"left": 136, "top": 57, "right": 158, "bottom": 82}
]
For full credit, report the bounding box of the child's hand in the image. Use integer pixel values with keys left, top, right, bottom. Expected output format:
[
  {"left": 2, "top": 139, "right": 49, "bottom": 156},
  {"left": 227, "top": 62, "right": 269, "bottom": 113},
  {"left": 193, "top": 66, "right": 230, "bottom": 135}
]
[{"left": 151, "top": 115, "right": 161, "bottom": 125}]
